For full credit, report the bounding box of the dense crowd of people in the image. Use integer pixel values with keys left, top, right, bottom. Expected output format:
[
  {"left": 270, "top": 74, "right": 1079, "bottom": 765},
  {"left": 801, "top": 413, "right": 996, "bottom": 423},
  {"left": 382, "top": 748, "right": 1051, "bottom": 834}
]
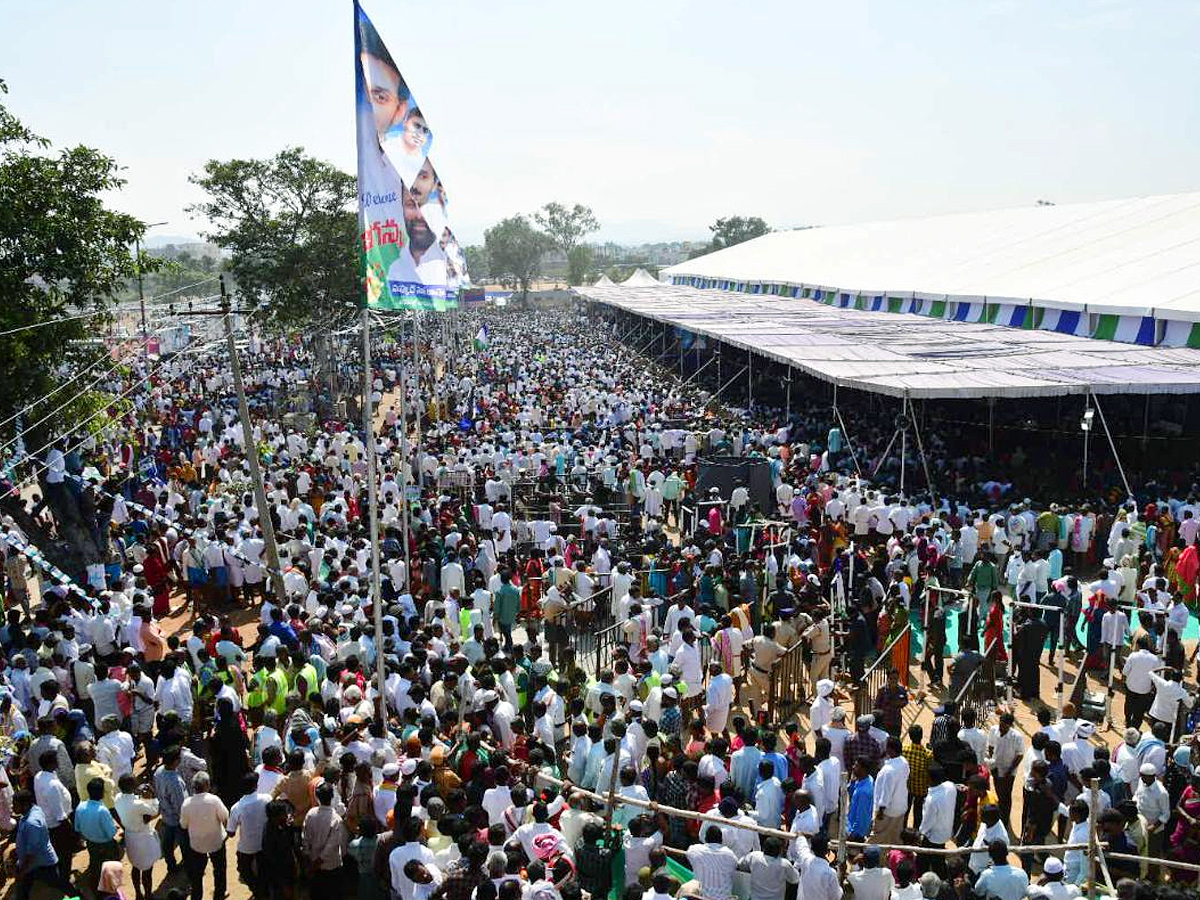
[{"left": 0, "top": 303, "right": 1197, "bottom": 900}]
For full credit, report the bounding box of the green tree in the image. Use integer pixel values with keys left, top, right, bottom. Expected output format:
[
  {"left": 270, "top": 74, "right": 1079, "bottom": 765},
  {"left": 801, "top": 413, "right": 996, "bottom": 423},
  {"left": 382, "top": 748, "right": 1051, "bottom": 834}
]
[
  {"left": 533, "top": 202, "right": 599, "bottom": 285},
  {"left": 709, "top": 215, "right": 771, "bottom": 251},
  {"left": 0, "top": 79, "right": 146, "bottom": 436},
  {"left": 566, "top": 245, "right": 597, "bottom": 286},
  {"left": 464, "top": 245, "right": 491, "bottom": 282},
  {"left": 0, "top": 80, "right": 150, "bottom": 579},
  {"left": 188, "top": 147, "right": 359, "bottom": 334},
  {"left": 485, "top": 216, "right": 550, "bottom": 302}
]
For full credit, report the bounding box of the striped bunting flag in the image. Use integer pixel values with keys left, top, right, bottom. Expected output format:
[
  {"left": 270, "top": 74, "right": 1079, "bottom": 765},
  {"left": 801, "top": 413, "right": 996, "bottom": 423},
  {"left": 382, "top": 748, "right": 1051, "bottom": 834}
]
[
  {"left": 1092, "top": 314, "right": 1157, "bottom": 345},
  {"left": 1161, "top": 319, "right": 1200, "bottom": 348},
  {"left": 1039, "top": 309, "right": 1086, "bottom": 336}
]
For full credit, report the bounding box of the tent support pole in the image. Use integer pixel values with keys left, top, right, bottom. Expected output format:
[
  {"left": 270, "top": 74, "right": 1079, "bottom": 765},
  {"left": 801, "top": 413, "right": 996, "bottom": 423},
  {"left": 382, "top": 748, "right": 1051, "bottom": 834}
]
[
  {"left": 907, "top": 394, "right": 936, "bottom": 505},
  {"left": 679, "top": 352, "right": 718, "bottom": 388},
  {"left": 899, "top": 398, "right": 907, "bottom": 499},
  {"left": 748, "top": 348, "right": 753, "bottom": 408},
  {"left": 832, "top": 383, "right": 864, "bottom": 479},
  {"left": 1090, "top": 390, "right": 1133, "bottom": 501},
  {"left": 713, "top": 366, "right": 749, "bottom": 401},
  {"left": 785, "top": 369, "right": 792, "bottom": 420},
  {"left": 872, "top": 427, "right": 901, "bottom": 480},
  {"left": 987, "top": 398, "right": 995, "bottom": 452},
  {"left": 1142, "top": 394, "right": 1150, "bottom": 449},
  {"left": 1082, "top": 394, "right": 1091, "bottom": 494}
]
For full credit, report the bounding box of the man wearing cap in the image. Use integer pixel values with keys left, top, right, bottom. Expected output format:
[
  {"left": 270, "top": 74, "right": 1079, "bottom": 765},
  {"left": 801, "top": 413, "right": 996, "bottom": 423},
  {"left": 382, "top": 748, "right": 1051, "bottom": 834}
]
[
  {"left": 1135, "top": 761, "right": 1169, "bottom": 876},
  {"left": 802, "top": 608, "right": 833, "bottom": 694},
  {"left": 745, "top": 624, "right": 786, "bottom": 715},
  {"left": 1028, "top": 856, "right": 1079, "bottom": 900},
  {"left": 847, "top": 845, "right": 893, "bottom": 900}
]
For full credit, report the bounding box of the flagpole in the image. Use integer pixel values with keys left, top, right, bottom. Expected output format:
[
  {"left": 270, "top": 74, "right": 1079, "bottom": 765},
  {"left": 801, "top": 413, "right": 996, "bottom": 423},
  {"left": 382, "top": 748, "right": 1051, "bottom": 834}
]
[
  {"left": 397, "top": 318, "right": 413, "bottom": 591},
  {"left": 362, "top": 306, "right": 387, "bottom": 725},
  {"left": 413, "top": 311, "right": 425, "bottom": 490}
]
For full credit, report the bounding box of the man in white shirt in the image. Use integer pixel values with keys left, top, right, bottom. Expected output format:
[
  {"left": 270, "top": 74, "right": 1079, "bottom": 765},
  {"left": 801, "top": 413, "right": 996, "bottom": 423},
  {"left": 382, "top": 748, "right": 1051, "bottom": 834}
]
[
  {"left": 1122, "top": 636, "right": 1162, "bottom": 730},
  {"left": 737, "top": 837, "right": 799, "bottom": 900},
  {"left": 1135, "top": 763, "right": 1171, "bottom": 865},
  {"left": 1147, "top": 666, "right": 1191, "bottom": 728},
  {"left": 685, "top": 826, "right": 739, "bottom": 900},
  {"left": 919, "top": 766, "right": 957, "bottom": 849},
  {"left": 704, "top": 662, "right": 734, "bottom": 734},
  {"left": 797, "top": 835, "right": 843, "bottom": 900},
  {"left": 226, "top": 773, "right": 271, "bottom": 896},
  {"left": 847, "top": 845, "right": 894, "bottom": 900},
  {"left": 870, "top": 738, "right": 909, "bottom": 844},
  {"left": 967, "top": 805, "right": 1010, "bottom": 874}
]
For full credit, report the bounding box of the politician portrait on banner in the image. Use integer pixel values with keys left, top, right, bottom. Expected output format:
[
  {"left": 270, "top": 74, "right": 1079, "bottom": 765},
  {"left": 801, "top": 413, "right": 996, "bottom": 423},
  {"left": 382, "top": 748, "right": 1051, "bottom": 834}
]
[{"left": 355, "top": 2, "right": 467, "bottom": 311}]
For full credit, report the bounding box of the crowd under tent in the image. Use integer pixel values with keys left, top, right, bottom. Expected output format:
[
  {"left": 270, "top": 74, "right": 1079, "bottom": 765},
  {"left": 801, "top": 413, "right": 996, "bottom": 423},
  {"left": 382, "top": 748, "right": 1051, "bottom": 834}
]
[
  {"left": 576, "top": 284, "right": 1200, "bottom": 400},
  {"left": 574, "top": 282, "right": 1200, "bottom": 502}
]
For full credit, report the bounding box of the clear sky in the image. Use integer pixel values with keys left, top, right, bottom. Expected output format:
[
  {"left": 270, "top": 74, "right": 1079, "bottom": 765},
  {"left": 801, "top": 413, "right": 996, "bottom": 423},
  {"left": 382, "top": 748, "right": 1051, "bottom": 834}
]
[{"left": 3, "top": 0, "right": 1198, "bottom": 246}]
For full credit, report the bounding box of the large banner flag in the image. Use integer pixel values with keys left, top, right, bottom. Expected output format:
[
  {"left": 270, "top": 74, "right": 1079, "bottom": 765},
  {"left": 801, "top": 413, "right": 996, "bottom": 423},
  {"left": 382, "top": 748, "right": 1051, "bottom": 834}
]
[{"left": 355, "top": 2, "right": 468, "bottom": 311}]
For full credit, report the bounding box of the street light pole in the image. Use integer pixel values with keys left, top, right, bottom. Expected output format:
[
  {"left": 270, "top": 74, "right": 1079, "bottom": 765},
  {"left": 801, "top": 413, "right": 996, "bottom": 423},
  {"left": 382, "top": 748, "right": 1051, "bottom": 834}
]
[{"left": 135, "top": 221, "right": 168, "bottom": 370}]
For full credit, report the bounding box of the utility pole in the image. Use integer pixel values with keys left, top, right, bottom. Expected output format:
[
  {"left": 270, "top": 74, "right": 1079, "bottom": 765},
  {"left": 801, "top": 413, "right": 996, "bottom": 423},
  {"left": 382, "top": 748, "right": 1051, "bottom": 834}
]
[
  {"left": 220, "top": 276, "right": 286, "bottom": 601},
  {"left": 362, "top": 305, "right": 387, "bottom": 724},
  {"left": 134, "top": 221, "right": 168, "bottom": 370},
  {"left": 135, "top": 235, "right": 147, "bottom": 370}
]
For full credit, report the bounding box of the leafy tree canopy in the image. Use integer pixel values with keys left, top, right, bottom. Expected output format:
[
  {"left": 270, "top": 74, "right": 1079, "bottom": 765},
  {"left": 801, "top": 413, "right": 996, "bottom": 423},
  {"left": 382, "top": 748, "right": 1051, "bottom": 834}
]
[
  {"left": 484, "top": 216, "right": 550, "bottom": 301},
  {"left": 0, "top": 79, "right": 146, "bottom": 436},
  {"left": 709, "top": 215, "right": 770, "bottom": 252},
  {"left": 188, "top": 147, "right": 359, "bottom": 334}
]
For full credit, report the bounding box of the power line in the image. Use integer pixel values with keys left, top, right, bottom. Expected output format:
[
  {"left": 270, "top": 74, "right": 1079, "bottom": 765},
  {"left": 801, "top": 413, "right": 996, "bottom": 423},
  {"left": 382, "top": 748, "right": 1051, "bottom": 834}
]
[
  {"left": 0, "top": 307, "right": 192, "bottom": 435},
  {"left": 0, "top": 278, "right": 222, "bottom": 339},
  {"left": 0, "top": 308, "right": 103, "bottom": 338},
  {"left": 0, "top": 337, "right": 225, "bottom": 504},
  {"left": 10, "top": 336, "right": 227, "bottom": 481}
]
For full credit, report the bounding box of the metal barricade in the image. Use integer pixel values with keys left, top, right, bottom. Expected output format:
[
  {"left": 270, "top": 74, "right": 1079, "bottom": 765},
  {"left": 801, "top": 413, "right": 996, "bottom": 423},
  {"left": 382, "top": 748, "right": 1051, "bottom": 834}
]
[
  {"left": 853, "top": 624, "right": 913, "bottom": 719},
  {"left": 767, "top": 640, "right": 809, "bottom": 725},
  {"left": 562, "top": 584, "right": 616, "bottom": 672},
  {"left": 954, "top": 638, "right": 999, "bottom": 727}
]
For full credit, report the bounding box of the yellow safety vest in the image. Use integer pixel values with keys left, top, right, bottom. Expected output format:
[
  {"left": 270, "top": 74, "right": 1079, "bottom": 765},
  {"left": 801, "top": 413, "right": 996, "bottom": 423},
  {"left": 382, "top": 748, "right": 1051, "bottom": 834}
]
[
  {"left": 246, "top": 668, "right": 268, "bottom": 708},
  {"left": 268, "top": 668, "right": 290, "bottom": 714}
]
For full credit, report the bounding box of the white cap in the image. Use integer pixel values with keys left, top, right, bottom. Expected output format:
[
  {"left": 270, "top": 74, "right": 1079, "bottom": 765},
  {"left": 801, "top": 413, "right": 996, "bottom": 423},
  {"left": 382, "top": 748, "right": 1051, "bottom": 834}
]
[{"left": 1043, "top": 857, "right": 1064, "bottom": 875}]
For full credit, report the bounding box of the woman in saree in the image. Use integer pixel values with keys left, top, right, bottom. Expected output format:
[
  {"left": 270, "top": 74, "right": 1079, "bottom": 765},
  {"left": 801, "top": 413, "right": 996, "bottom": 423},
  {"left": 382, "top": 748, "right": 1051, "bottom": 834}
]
[
  {"left": 984, "top": 590, "right": 1008, "bottom": 663},
  {"left": 1176, "top": 540, "right": 1200, "bottom": 606},
  {"left": 1083, "top": 594, "right": 1108, "bottom": 671},
  {"left": 885, "top": 598, "right": 912, "bottom": 684},
  {"left": 142, "top": 541, "right": 173, "bottom": 618},
  {"left": 1169, "top": 769, "right": 1200, "bottom": 883}
]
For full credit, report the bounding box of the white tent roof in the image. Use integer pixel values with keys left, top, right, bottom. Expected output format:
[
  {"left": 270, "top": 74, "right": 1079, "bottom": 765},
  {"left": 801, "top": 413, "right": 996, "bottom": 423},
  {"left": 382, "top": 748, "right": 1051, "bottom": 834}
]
[
  {"left": 592, "top": 274, "right": 617, "bottom": 287},
  {"left": 576, "top": 283, "right": 1200, "bottom": 399},
  {"left": 665, "top": 192, "right": 1200, "bottom": 321},
  {"left": 622, "top": 268, "right": 662, "bottom": 288}
]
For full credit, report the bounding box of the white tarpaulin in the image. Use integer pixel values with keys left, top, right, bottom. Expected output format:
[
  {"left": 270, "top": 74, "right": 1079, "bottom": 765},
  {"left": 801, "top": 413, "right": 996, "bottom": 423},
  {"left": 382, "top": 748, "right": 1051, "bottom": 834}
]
[
  {"left": 576, "top": 283, "right": 1200, "bottom": 399},
  {"left": 664, "top": 192, "right": 1200, "bottom": 320},
  {"left": 622, "top": 268, "right": 663, "bottom": 287}
]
